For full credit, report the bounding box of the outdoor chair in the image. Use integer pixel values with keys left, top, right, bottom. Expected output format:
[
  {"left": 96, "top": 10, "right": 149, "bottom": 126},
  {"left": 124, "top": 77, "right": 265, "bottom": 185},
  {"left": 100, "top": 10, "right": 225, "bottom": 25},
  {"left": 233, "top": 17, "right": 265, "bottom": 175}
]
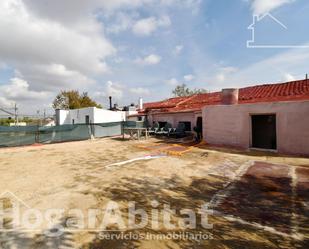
[
  {"left": 167, "top": 127, "right": 177, "bottom": 137},
  {"left": 154, "top": 127, "right": 166, "bottom": 136},
  {"left": 148, "top": 122, "right": 160, "bottom": 135},
  {"left": 155, "top": 122, "right": 173, "bottom": 136}
]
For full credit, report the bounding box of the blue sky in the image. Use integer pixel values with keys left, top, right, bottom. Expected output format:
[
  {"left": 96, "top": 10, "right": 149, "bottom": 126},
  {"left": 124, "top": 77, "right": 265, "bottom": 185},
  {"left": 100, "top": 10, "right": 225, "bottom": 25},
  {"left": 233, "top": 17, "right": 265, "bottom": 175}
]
[{"left": 0, "top": 0, "right": 309, "bottom": 114}]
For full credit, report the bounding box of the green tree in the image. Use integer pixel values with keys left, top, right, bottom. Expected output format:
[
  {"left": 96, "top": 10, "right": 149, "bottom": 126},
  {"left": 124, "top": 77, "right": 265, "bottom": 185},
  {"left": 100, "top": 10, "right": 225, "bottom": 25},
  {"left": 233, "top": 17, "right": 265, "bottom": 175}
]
[
  {"left": 80, "top": 92, "right": 101, "bottom": 108},
  {"left": 52, "top": 90, "right": 102, "bottom": 109},
  {"left": 0, "top": 118, "right": 12, "bottom": 126},
  {"left": 172, "top": 84, "right": 208, "bottom": 97}
]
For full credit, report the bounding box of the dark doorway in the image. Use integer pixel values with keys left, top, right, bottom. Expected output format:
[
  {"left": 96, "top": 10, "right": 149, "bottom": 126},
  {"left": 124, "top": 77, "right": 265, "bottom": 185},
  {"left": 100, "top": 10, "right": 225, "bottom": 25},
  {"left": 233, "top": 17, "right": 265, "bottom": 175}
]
[
  {"left": 179, "top": 121, "right": 192, "bottom": 131},
  {"left": 196, "top": 117, "right": 203, "bottom": 137},
  {"left": 158, "top": 122, "right": 167, "bottom": 129},
  {"left": 194, "top": 117, "right": 203, "bottom": 141},
  {"left": 251, "top": 114, "right": 277, "bottom": 150},
  {"left": 85, "top": 115, "right": 90, "bottom": 124}
]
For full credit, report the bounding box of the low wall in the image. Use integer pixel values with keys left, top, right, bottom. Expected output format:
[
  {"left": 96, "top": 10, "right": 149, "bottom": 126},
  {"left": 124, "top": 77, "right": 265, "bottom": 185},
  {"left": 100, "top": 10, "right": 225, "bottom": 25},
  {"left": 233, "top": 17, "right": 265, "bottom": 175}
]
[
  {"left": 56, "top": 108, "right": 125, "bottom": 125},
  {"left": 202, "top": 101, "right": 309, "bottom": 156},
  {"left": 0, "top": 122, "right": 126, "bottom": 148}
]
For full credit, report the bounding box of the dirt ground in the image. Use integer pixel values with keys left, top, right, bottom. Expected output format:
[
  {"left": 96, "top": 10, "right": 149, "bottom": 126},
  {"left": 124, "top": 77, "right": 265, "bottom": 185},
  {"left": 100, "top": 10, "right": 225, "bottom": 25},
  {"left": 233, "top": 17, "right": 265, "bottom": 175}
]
[{"left": 0, "top": 137, "right": 308, "bottom": 249}]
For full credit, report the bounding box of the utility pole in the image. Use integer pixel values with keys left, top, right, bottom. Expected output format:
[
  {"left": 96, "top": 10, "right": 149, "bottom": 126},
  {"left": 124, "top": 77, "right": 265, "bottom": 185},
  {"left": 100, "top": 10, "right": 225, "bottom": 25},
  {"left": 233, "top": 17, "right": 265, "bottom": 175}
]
[
  {"left": 37, "top": 110, "right": 42, "bottom": 126},
  {"left": 14, "top": 103, "right": 18, "bottom": 125}
]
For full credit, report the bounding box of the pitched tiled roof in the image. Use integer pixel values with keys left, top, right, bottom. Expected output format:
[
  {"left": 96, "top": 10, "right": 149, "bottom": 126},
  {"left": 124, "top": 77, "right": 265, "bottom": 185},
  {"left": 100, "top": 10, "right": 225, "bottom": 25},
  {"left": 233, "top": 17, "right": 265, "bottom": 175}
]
[
  {"left": 143, "top": 79, "right": 309, "bottom": 113},
  {"left": 143, "top": 96, "right": 189, "bottom": 109}
]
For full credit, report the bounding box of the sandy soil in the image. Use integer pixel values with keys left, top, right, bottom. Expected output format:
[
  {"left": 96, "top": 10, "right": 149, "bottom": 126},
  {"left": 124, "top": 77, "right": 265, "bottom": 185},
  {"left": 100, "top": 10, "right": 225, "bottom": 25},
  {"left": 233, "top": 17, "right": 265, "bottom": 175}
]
[{"left": 0, "top": 137, "right": 308, "bottom": 249}]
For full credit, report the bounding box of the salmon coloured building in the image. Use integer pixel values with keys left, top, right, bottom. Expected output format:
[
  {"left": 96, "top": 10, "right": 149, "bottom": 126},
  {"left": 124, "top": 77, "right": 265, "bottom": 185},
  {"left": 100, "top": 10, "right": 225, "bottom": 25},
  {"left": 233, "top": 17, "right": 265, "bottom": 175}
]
[{"left": 137, "top": 79, "right": 309, "bottom": 156}]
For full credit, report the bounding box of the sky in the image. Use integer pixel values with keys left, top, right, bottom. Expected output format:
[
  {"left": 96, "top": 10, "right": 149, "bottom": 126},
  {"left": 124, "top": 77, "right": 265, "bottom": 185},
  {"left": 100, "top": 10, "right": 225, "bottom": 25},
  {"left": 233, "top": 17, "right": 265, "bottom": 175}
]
[{"left": 0, "top": 0, "right": 309, "bottom": 114}]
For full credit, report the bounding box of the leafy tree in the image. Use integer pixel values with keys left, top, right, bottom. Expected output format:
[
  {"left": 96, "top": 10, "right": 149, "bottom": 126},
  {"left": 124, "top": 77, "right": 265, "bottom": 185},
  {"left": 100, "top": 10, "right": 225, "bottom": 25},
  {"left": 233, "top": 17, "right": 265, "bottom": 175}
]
[
  {"left": 0, "top": 117, "right": 34, "bottom": 126},
  {"left": 192, "top": 88, "right": 209, "bottom": 94},
  {"left": 172, "top": 84, "right": 191, "bottom": 97},
  {"left": 52, "top": 90, "right": 102, "bottom": 109},
  {"left": 172, "top": 84, "right": 208, "bottom": 97},
  {"left": 0, "top": 118, "right": 12, "bottom": 126},
  {"left": 80, "top": 92, "right": 101, "bottom": 108},
  {"left": 22, "top": 117, "right": 33, "bottom": 123}
]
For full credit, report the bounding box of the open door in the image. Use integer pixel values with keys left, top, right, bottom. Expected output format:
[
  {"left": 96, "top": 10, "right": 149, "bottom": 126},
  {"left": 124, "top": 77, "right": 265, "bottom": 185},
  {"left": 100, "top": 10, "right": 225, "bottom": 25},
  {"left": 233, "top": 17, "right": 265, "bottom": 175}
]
[
  {"left": 85, "top": 115, "right": 90, "bottom": 124},
  {"left": 196, "top": 117, "right": 203, "bottom": 137},
  {"left": 251, "top": 114, "right": 277, "bottom": 150}
]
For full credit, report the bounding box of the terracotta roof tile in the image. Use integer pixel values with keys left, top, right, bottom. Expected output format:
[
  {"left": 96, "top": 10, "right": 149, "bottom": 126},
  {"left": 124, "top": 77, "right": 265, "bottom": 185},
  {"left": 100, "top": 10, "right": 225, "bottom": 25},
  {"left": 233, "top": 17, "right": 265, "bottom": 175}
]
[{"left": 143, "top": 79, "right": 309, "bottom": 113}]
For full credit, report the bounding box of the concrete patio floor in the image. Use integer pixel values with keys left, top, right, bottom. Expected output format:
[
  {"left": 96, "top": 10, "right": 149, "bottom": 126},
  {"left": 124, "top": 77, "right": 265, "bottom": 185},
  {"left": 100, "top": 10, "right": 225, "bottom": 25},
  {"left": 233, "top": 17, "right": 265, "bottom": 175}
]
[{"left": 0, "top": 137, "right": 308, "bottom": 249}]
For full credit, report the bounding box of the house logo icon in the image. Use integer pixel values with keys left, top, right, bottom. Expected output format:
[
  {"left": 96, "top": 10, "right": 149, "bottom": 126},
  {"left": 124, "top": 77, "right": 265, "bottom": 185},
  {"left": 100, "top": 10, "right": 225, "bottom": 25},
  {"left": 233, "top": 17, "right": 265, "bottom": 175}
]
[
  {"left": 247, "top": 13, "right": 309, "bottom": 48},
  {"left": 0, "top": 190, "right": 31, "bottom": 230},
  {"left": 0, "top": 190, "right": 30, "bottom": 209}
]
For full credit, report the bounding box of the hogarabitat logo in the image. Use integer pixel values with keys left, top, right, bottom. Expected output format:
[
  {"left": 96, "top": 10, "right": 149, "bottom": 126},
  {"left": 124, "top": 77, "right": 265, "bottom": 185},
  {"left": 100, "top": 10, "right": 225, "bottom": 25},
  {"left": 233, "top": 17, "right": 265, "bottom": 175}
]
[{"left": 0, "top": 191, "right": 214, "bottom": 237}]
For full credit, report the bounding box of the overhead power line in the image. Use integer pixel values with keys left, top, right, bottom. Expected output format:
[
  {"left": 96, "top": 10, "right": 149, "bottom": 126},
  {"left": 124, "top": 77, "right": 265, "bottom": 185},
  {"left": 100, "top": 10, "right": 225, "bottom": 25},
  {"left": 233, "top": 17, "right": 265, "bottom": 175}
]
[
  {"left": 0, "top": 107, "right": 14, "bottom": 116},
  {"left": 0, "top": 104, "right": 18, "bottom": 124}
]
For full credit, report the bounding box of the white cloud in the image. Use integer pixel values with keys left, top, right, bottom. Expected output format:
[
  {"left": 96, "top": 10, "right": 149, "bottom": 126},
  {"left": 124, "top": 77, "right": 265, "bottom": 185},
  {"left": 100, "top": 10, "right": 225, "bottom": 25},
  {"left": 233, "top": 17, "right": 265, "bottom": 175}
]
[
  {"left": 94, "top": 83, "right": 151, "bottom": 104},
  {"left": 0, "top": 0, "right": 115, "bottom": 94},
  {"left": 184, "top": 74, "right": 195, "bottom": 81},
  {"left": 283, "top": 73, "right": 296, "bottom": 81},
  {"left": 94, "top": 81, "right": 124, "bottom": 101},
  {"left": 114, "top": 57, "right": 124, "bottom": 64},
  {"left": 211, "top": 47, "right": 309, "bottom": 88},
  {"left": 250, "top": 0, "right": 295, "bottom": 15},
  {"left": 106, "top": 12, "right": 135, "bottom": 34},
  {"left": 0, "top": 77, "right": 50, "bottom": 102},
  {"left": 160, "top": 0, "right": 202, "bottom": 13},
  {"left": 165, "top": 78, "right": 179, "bottom": 86},
  {"left": 0, "top": 62, "right": 8, "bottom": 70},
  {"left": 106, "top": 12, "right": 172, "bottom": 36},
  {"left": 106, "top": 81, "right": 124, "bottom": 100},
  {"left": 216, "top": 74, "right": 225, "bottom": 83},
  {"left": 129, "top": 87, "right": 150, "bottom": 95},
  {"left": 173, "top": 45, "right": 184, "bottom": 55},
  {"left": 135, "top": 54, "right": 162, "bottom": 65},
  {"left": 0, "top": 0, "right": 204, "bottom": 112},
  {"left": 132, "top": 16, "right": 171, "bottom": 36},
  {"left": 23, "top": 0, "right": 154, "bottom": 24},
  {"left": 16, "top": 64, "right": 96, "bottom": 92},
  {"left": 0, "top": 97, "right": 11, "bottom": 108},
  {"left": 215, "top": 67, "right": 238, "bottom": 83}
]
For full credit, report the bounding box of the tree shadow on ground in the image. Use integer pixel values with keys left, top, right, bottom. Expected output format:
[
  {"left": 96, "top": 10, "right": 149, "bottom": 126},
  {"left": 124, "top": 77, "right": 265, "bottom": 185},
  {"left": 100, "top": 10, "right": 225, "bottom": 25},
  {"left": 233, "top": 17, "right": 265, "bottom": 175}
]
[
  {"left": 0, "top": 215, "right": 75, "bottom": 249},
  {"left": 81, "top": 167, "right": 306, "bottom": 249}
]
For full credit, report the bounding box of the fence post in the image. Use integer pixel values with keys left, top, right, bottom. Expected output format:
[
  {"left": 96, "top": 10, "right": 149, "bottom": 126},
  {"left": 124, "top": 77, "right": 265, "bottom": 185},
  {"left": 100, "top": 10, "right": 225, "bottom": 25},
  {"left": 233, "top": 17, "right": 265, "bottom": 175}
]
[
  {"left": 91, "top": 123, "right": 95, "bottom": 139},
  {"left": 88, "top": 123, "right": 95, "bottom": 140},
  {"left": 36, "top": 124, "right": 40, "bottom": 143},
  {"left": 122, "top": 120, "right": 125, "bottom": 139}
]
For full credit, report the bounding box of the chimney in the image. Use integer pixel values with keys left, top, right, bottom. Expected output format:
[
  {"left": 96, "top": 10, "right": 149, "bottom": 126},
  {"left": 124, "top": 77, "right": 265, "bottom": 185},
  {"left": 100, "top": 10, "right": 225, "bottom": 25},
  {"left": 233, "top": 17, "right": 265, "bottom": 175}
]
[
  {"left": 221, "top": 88, "right": 239, "bottom": 105},
  {"left": 109, "top": 96, "right": 112, "bottom": 110},
  {"left": 139, "top": 97, "right": 143, "bottom": 110}
]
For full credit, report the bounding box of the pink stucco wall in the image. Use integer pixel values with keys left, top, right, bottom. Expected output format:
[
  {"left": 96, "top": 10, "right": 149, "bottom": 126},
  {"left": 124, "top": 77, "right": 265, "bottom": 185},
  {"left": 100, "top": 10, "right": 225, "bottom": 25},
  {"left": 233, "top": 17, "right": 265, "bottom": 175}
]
[
  {"left": 202, "top": 101, "right": 309, "bottom": 156},
  {"left": 148, "top": 112, "right": 201, "bottom": 130}
]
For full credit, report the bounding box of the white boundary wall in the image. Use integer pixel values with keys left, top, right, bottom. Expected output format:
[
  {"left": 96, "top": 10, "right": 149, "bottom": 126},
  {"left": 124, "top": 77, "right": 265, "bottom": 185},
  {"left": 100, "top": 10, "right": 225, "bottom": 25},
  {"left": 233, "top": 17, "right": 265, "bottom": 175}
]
[{"left": 56, "top": 107, "right": 126, "bottom": 125}]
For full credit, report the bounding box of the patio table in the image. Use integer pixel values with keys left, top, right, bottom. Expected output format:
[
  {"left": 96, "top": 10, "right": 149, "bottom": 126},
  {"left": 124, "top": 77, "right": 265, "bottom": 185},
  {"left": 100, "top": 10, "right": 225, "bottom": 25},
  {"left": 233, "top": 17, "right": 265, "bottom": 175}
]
[{"left": 123, "top": 127, "right": 149, "bottom": 140}]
